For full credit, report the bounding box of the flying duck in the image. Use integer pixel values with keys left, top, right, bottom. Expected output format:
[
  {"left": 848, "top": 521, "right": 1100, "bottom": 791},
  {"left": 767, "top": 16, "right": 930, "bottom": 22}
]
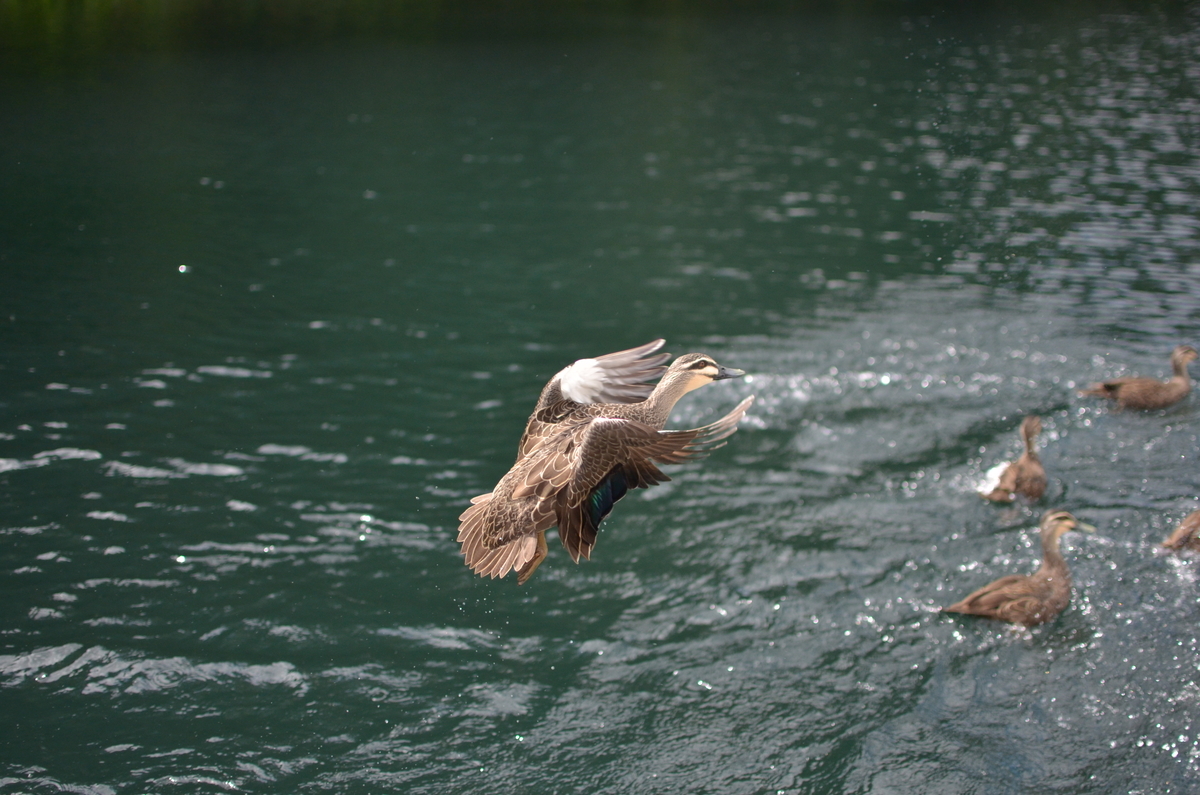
[{"left": 458, "top": 340, "right": 753, "bottom": 584}]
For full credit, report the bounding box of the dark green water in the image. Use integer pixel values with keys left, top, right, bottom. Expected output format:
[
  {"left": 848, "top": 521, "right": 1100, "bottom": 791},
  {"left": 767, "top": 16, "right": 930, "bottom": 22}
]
[{"left": 4, "top": 8, "right": 1200, "bottom": 794}]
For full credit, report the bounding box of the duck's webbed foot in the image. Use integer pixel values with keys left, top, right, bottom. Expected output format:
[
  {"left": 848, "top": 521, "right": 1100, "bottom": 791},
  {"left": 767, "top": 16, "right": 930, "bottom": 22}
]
[{"left": 516, "top": 530, "right": 549, "bottom": 585}]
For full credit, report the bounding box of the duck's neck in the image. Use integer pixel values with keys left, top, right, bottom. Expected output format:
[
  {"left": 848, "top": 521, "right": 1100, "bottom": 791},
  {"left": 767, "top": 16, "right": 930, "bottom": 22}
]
[
  {"left": 1172, "top": 357, "right": 1192, "bottom": 384},
  {"left": 1039, "top": 528, "right": 1069, "bottom": 577},
  {"left": 642, "top": 372, "right": 704, "bottom": 429}
]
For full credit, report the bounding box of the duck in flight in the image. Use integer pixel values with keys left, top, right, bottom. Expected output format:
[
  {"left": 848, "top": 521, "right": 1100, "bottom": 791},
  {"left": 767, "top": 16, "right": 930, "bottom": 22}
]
[{"left": 458, "top": 340, "right": 753, "bottom": 584}]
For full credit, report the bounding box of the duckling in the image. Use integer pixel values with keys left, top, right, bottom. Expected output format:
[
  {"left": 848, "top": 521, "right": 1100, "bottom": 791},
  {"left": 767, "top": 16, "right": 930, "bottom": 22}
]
[
  {"left": 1162, "top": 509, "right": 1200, "bottom": 552},
  {"left": 1080, "top": 345, "right": 1198, "bottom": 410},
  {"left": 981, "top": 415, "right": 1047, "bottom": 503},
  {"left": 943, "top": 510, "right": 1093, "bottom": 627},
  {"left": 458, "top": 342, "right": 753, "bottom": 583}
]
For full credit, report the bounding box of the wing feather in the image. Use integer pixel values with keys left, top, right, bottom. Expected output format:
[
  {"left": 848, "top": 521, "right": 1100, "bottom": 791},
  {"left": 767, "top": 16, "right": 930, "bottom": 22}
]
[
  {"left": 554, "top": 397, "right": 754, "bottom": 562},
  {"left": 993, "top": 595, "right": 1046, "bottom": 625},
  {"left": 517, "top": 340, "right": 670, "bottom": 458},
  {"left": 580, "top": 339, "right": 672, "bottom": 403},
  {"left": 563, "top": 396, "right": 754, "bottom": 506},
  {"left": 1164, "top": 510, "right": 1200, "bottom": 550},
  {"left": 943, "top": 574, "right": 1026, "bottom": 615}
]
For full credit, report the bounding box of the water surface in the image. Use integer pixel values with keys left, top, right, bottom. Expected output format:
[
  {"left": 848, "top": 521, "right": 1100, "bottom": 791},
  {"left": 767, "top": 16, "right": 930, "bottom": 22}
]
[{"left": 3, "top": 9, "right": 1200, "bottom": 794}]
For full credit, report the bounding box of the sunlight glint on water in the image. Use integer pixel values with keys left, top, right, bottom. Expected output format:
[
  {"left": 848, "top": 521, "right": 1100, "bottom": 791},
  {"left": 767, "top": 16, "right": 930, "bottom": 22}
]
[{"left": 2, "top": 10, "right": 1200, "bottom": 794}]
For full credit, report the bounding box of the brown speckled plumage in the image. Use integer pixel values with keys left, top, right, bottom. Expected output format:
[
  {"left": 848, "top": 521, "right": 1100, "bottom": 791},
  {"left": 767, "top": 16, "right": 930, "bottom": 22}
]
[
  {"left": 1080, "top": 345, "right": 1197, "bottom": 410},
  {"left": 458, "top": 341, "right": 753, "bottom": 584},
  {"left": 516, "top": 339, "right": 671, "bottom": 460},
  {"left": 943, "top": 510, "right": 1088, "bottom": 627},
  {"left": 1162, "top": 510, "right": 1200, "bottom": 552},
  {"left": 982, "top": 415, "right": 1047, "bottom": 503}
]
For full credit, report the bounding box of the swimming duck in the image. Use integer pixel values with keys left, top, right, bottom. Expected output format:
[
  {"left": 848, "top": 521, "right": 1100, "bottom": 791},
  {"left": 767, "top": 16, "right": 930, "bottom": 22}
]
[
  {"left": 1080, "top": 345, "right": 1198, "bottom": 410},
  {"left": 943, "top": 510, "right": 1093, "bottom": 627},
  {"left": 458, "top": 340, "right": 754, "bottom": 584},
  {"left": 981, "top": 415, "right": 1046, "bottom": 503},
  {"left": 1162, "top": 509, "right": 1200, "bottom": 552}
]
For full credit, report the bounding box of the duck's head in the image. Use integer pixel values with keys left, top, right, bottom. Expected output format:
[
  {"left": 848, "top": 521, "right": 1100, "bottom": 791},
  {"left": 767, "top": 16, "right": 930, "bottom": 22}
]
[
  {"left": 1172, "top": 345, "right": 1198, "bottom": 368},
  {"left": 1040, "top": 509, "right": 1095, "bottom": 541},
  {"left": 666, "top": 353, "right": 745, "bottom": 394}
]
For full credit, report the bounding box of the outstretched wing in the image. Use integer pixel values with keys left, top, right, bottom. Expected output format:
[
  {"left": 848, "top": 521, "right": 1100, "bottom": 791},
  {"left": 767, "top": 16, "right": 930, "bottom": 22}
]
[
  {"left": 517, "top": 339, "right": 671, "bottom": 458},
  {"left": 554, "top": 396, "right": 755, "bottom": 562}
]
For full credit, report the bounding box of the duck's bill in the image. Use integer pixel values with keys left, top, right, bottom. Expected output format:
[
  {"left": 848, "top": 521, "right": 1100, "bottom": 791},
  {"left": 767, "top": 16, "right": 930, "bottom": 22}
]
[
  {"left": 1075, "top": 521, "right": 1097, "bottom": 533},
  {"left": 714, "top": 366, "right": 745, "bottom": 381}
]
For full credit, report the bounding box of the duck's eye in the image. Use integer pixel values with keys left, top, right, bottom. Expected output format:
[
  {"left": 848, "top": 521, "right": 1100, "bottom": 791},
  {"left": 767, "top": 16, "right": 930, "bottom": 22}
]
[{"left": 688, "top": 360, "right": 713, "bottom": 370}]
